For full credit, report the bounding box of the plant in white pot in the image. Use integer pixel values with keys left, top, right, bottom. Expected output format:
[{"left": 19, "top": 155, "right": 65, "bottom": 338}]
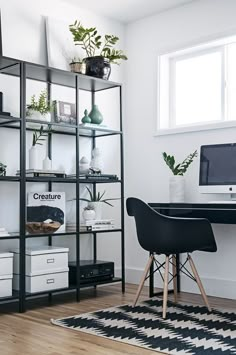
[
  {"left": 80, "top": 186, "right": 117, "bottom": 220},
  {"left": 82, "top": 205, "right": 96, "bottom": 222},
  {"left": 162, "top": 150, "right": 198, "bottom": 203},
  {"left": 29, "top": 125, "right": 48, "bottom": 170},
  {"left": 26, "top": 90, "right": 54, "bottom": 122}
]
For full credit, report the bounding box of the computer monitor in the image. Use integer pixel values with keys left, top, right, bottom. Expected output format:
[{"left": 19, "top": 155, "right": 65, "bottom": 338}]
[{"left": 199, "top": 143, "right": 236, "bottom": 194}]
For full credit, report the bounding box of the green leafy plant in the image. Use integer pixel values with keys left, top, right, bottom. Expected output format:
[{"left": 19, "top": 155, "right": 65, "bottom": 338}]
[
  {"left": 70, "top": 56, "right": 82, "bottom": 64},
  {"left": 0, "top": 162, "right": 7, "bottom": 176},
  {"left": 80, "top": 186, "right": 118, "bottom": 206},
  {"left": 27, "top": 90, "right": 54, "bottom": 116},
  {"left": 162, "top": 150, "right": 198, "bottom": 176},
  {"left": 69, "top": 21, "right": 128, "bottom": 64},
  {"left": 32, "top": 125, "right": 48, "bottom": 147}
]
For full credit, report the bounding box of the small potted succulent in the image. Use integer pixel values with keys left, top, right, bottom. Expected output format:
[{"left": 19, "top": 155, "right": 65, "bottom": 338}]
[
  {"left": 80, "top": 186, "right": 118, "bottom": 220},
  {"left": 162, "top": 150, "right": 198, "bottom": 202},
  {"left": 26, "top": 90, "right": 54, "bottom": 122},
  {"left": 0, "top": 162, "right": 6, "bottom": 176},
  {"left": 69, "top": 21, "right": 127, "bottom": 80},
  {"left": 69, "top": 57, "right": 86, "bottom": 74},
  {"left": 82, "top": 205, "right": 96, "bottom": 221}
]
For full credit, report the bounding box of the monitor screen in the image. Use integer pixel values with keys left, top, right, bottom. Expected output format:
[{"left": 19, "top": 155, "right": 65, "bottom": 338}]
[{"left": 199, "top": 143, "right": 236, "bottom": 186}]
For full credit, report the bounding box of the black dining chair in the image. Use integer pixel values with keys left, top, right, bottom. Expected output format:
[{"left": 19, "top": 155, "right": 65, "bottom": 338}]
[{"left": 126, "top": 197, "right": 217, "bottom": 318}]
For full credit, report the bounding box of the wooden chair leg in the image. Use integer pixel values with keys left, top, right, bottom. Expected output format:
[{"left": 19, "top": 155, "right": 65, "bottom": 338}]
[
  {"left": 188, "top": 254, "right": 211, "bottom": 312},
  {"left": 162, "top": 255, "right": 169, "bottom": 319},
  {"left": 133, "top": 255, "right": 154, "bottom": 307},
  {"left": 172, "top": 254, "right": 178, "bottom": 303}
]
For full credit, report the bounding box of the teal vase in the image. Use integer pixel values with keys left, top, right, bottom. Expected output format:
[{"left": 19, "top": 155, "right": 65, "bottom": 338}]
[
  {"left": 89, "top": 105, "right": 103, "bottom": 125},
  {"left": 81, "top": 109, "right": 91, "bottom": 124}
]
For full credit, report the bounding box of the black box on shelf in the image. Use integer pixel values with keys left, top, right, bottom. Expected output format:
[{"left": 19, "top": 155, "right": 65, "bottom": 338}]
[{"left": 69, "top": 260, "right": 114, "bottom": 285}]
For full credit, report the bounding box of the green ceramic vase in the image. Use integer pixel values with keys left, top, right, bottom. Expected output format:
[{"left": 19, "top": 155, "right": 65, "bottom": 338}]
[
  {"left": 81, "top": 109, "right": 91, "bottom": 124},
  {"left": 89, "top": 105, "right": 103, "bottom": 125}
]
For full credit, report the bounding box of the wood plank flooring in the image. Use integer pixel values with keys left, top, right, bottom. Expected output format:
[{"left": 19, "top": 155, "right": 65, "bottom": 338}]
[{"left": 0, "top": 283, "right": 235, "bottom": 355}]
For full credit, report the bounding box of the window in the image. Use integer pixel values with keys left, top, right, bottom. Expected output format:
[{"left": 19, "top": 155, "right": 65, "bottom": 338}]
[{"left": 157, "top": 35, "right": 236, "bottom": 133}]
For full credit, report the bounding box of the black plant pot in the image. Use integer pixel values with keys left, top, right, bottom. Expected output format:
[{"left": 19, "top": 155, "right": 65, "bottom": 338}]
[{"left": 84, "top": 56, "right": 111, "bottom": 80}]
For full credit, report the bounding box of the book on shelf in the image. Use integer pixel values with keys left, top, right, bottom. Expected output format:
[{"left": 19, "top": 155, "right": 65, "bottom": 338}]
[
  {"left": 81, "top": 219, "right": 114, "bottom": 226},
  {"left": 16, "top": 169, "right": 66, "bottom": 177},
  {"left": 80, "top": 224, "right": 115, "bottom": 231},
  {"left": 0, "top": 227, "right": 10, "bottom": 237},
  {"left": 79, "top": 123, "right": 108, "bottom": 130},
  {"left": 67, "top": 173, "right": 118, "bottom": 180}
]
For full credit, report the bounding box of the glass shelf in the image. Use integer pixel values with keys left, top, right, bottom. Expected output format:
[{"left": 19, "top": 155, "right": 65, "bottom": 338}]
[{"left": 0, "top": 176, "right": 20, "bottom": 182}]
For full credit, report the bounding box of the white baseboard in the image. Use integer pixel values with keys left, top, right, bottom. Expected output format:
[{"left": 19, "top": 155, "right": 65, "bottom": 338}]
[{"left": 118, "top": 267, "right": 236, "bottom": 300}]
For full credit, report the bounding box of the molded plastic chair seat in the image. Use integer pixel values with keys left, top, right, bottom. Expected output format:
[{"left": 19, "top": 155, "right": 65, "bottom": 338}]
[{"left": 126, "top": 197, "right": 217, "bottom": 318}]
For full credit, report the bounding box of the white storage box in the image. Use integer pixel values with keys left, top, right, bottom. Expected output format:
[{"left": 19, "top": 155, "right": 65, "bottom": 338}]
[
  {"left": 12, "top": 246, "right": 69, "bottom": 276},
  {"left": 0, "top": 252, "right": 13, "bottom": 276},
  {"left": 13, "top": 269, "right": 69, "bottom": 293},
  {"left": 0, "top": 275, "right": 13, "bottom": 298}
]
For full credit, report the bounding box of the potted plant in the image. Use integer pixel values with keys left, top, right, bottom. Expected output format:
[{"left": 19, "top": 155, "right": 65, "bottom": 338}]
[
  {"left": 80, "top": 186, "right": 117, "bottom": 219},
  {"left": 69, "top": 57, "right": 86, "bottom": 74},
  {"left": 82, "top": 205, "right": 96, "bottom": 221},
  {"left": 26, "top": 90, "right": 54, "bottom": 122},
  {"left": 69, "top": 21, "right": 128, "bottom": 80},
  {"left": 0, "top": 162, "right": 6, "bottom": 176},
  {"left": 29, "top": 125, "right": 48, "bottom": 170},
  {"left": 162, "top": 150, "right": 198, "bottom": 202}
]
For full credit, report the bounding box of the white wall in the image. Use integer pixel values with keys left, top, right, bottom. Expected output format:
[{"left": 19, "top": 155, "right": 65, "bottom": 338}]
[
  {"left": 0, "top": 0, "right": 125, "bottom": 270},
  {"left": 125, "top": 0, "right": 236, "bottom": 299}
]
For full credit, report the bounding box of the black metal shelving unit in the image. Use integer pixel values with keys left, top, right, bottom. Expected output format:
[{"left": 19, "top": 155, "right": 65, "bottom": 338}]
[{"left": 0, "top": 56, "right": 125, "bottom": 312}]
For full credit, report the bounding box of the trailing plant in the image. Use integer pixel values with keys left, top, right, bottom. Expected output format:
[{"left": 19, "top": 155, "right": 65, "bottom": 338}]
[
  {"left": 69, "top": 21, "right": 127, "bottom": 64},
  {"left": 162, "top": 150, "right": 198, "bottom": 176},
  {"left": 70, "top": 56, "right": 83, "bottom": 64},
  {"left": 80, "top": 186, "right": 118, "bottom": 206},
  {"left": 0, "top": 162, "right": 6, "bottom": 176},
  {"left": 27, "top": 90, "right": 54, "bottom": 116},
  {"left": 32, "top": 125, "right": 48, "bottom": 147}
]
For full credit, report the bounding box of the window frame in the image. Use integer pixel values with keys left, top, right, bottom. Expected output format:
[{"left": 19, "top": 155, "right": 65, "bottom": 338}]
[{"left": 156, "top": 34, "right": 236, "bottom": 136}]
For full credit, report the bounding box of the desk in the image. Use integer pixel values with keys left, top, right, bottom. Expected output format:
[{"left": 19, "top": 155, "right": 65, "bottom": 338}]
[{"left": 148, "top": 202, "right": 236, "bottom": 297}]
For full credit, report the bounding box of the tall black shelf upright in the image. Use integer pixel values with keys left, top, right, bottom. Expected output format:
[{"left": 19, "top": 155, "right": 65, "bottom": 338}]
[{"left": 0, "top": 55, "right": 125, "bottom": 312}]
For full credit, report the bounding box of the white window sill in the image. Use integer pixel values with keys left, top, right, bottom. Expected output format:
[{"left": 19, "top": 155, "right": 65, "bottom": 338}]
[{"left": 154, "top": 121, "right": 236, "bottom": 136}]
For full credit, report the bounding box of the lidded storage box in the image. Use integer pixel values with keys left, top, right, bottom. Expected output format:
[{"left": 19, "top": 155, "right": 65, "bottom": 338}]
[
  {"left": 0, "top": 252, "right": 13, "bottom": 298},
  {"left": 12, "top": 246, "right": 69, "bottom": 293}
]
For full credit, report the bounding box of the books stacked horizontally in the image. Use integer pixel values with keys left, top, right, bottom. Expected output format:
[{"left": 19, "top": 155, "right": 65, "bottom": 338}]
[
  {"left": 0, "top": 227, "right": 10, "bottom": 237},
  {"left": 16, "top": 169, "right": 66, "bottom": 177},
  {"left": 66, "top": 219, "right": 115, "bottom": 232},
  {"left": 80, "top": 219, "right": 115, "bottom": 232}
]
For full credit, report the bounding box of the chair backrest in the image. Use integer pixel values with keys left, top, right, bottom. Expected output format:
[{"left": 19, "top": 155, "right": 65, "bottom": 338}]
[{"left": 126, "top": 197, "right": 217, "bottom": 255}]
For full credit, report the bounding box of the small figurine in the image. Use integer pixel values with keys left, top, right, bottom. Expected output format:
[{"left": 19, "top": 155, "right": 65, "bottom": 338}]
[{"left": 90, "top": 147, "right": 103, "bottom": 172}]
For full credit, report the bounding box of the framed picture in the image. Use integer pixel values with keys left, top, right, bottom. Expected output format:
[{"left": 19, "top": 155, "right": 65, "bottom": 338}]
[{"left": 53, "top": 100, "right": 76, "bottom": 125}]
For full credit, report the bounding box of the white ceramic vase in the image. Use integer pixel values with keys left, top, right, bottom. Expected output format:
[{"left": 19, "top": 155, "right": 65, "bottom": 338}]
[
  {"left": 82, "top": 209, "right": 96, "bottom": 221},
  {"left": 169, "top": 176, "right": 185, "bottom": 203},
  {"left": 88, "top": 202, "right": 102, "bottom": 220},
  {"left": 43, "top": 156, "right": 52, "bottom": 170},
  {"left": 29, "top": 145, "right": 40, "bottom": 170}
]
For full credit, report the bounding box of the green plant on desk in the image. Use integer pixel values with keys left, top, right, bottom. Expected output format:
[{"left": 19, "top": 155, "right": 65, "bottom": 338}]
[{"left": 162, "top": 150, "right": 198, "bottom": 176}]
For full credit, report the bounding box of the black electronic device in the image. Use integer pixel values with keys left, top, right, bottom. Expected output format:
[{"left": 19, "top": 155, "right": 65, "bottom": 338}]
[{"left": 69, "top": 260, "right": 114, "bottom": 285}]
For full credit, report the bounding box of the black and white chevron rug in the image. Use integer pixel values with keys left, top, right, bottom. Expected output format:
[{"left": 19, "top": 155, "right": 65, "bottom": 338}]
[{"left": 52, "top": 298, "right": 236, "bottom": 354}]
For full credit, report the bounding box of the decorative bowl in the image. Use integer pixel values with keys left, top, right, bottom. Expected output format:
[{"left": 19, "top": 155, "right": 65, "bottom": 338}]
[{"left": 26, "top": 221, "right": 61, "bottom": 234}]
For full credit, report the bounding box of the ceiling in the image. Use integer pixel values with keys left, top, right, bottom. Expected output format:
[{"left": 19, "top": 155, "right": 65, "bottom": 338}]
[{"left": 66, "top": 0, "right": 196, "bottom": 24}]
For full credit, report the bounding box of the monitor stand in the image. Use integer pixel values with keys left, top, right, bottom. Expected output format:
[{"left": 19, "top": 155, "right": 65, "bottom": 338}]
[{"left": 210, "top": 193, "right": 236, "bottom": 203}]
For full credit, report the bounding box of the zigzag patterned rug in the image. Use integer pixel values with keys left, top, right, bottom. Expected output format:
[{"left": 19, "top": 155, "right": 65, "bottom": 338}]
[{"left": 52, "top": 298, "right": 236, "bottom": 354}]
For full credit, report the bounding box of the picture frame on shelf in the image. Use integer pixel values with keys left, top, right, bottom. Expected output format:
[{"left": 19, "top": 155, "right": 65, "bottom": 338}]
[{"left": 53, "top": 100, "right": 76, "bottom": 125}]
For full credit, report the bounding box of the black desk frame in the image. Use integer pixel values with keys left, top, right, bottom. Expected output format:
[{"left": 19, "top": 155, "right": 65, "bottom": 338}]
[{"left": 148, "top": 202, "right": 236, "bottom": 297}]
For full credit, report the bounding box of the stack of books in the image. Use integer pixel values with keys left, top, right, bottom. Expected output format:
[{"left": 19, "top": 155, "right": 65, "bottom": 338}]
[
  {"left": 66, "top": 220, "right": 115, "bottom": 232},
  {"left": 0, "top": 227, "right": 10, "bottom": 237},
  {"left": 80, "top": 219, "right": 115, "bottom": 231},
  {"left": 16, "top": 169, "right": 66, "bottom": 177}
]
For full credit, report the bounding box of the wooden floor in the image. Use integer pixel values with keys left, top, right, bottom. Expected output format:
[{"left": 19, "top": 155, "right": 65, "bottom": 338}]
[{"left": 0, "top": 283, "right": 235, "bottom": 355}]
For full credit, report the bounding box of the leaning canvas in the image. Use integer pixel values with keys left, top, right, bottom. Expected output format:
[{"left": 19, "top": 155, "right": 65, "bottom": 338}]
[{"left": 27, "top": 192, "right": 66, "bottom": 233}]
